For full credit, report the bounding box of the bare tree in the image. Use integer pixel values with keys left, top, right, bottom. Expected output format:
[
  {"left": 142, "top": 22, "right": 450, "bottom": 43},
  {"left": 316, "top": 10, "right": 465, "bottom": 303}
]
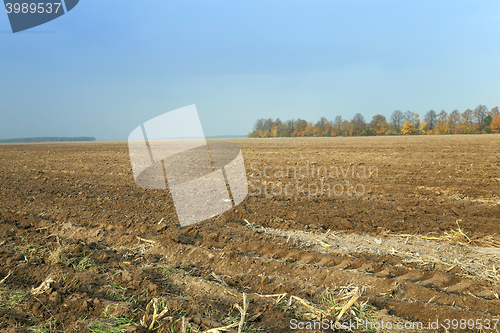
[
  {"left": 437, "top": 110, "right": 448, "bottom": 124},
  {"left": 253, "top": 118, "right": 265, "bottom": 132},
  {"left": 390, "top": 110, "right": 403, "bottom": 133},
  {"left": 449, "top": 110, "right": 461, "bottom": 133},
  {"left": 424, "top": 110, "right": 437, "bottom": 130},
  {"left": 351, "top": 113, "right": 367, "bottom": 135},
  {"left": 473, "top": 105, "right": 488, "bottom": 125},
  {"left": 333, "top": 115, "right": 342, "bottom": 131},
  {"left": 489, "top": 106, "right": 499, "bottom": 116},
  {"left": 316, "top": 117, "right": 328, "bottom": 130},
  {"left": 461, "top": 109, "right": 473, "bottom": 124},
  {"left": 403, "top": 110, "right": 413, "bottom": 123},
  {"left": 411, "top": 112, "right": 421, "bottom": 128}
]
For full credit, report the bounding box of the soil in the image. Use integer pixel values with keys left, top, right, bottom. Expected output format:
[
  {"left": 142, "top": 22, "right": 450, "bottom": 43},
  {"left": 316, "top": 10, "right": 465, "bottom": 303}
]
[{"left": 0, "top": 135, "right": 499, "bottom": 332}]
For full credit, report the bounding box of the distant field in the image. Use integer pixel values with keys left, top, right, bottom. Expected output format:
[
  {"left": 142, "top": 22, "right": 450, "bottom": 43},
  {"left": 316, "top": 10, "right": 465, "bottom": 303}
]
[
  {"left": 0, "top": 135, "right": 499, "bottom": 332},
  {"left": 0, "top": 136, "right": 96, "bottom": 143}
]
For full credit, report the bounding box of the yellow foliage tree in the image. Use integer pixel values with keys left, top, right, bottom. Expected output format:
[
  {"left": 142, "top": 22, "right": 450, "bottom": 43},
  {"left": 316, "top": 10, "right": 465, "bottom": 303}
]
[
  {"left": 433, "top": 124, "right": 449, "bottom": 135},
  {"left": 491, "top": 114, "right": 500, "bottom": 133},
  {"left": 370, "top": 114, "right": 389, "bottom": 135},
  {"left": 401, "top": 121, "right": 416, "bottom": 135},
  {"left": 418, "top": 120, "right": 426, "bottom": 134}
]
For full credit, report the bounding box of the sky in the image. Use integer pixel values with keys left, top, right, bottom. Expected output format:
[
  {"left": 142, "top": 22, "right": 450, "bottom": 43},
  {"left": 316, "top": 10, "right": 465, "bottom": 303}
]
[{"left": 1, "top": 0, "right": 500, "bottom": 140}]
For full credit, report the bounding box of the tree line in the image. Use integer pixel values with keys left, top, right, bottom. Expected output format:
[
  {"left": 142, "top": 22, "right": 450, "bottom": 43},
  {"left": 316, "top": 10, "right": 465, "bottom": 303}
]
[{"left": 247, "top": 105, "right": 500, "bottom": 138}]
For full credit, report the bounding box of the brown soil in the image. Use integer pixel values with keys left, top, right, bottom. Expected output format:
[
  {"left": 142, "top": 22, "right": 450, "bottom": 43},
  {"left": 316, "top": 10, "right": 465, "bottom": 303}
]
[{"left": 0, "top": 135, "right": 499, "bottom": 332}]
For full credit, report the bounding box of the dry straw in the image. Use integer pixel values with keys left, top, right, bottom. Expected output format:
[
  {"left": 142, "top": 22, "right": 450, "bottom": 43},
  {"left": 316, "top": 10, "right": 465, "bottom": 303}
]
[
  {"left": 141, "top": 293, "right": 249, "bottom": 333},
  {"left": 31, "top": 275, "right": 55, "bottom": 295},
  {"left": 407, "top": 220, "right": 500, "bottom": 248}
]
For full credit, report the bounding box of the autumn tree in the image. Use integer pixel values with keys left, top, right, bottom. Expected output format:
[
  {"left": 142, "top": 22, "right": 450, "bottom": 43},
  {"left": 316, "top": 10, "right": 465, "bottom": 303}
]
[
  {"left": 474, "top": 105, "right": 488, "bottom": 127},
  {"left": 303, "top": 122, "right": 314, "bottom": 136},
  {"left": 370, "top": 114, "right": 389, "bottom": 135},
  {"left": 325, "top": 121, "right": 333, "bottom": 136},
  {"left": 486, "top": 106, "right": 499, "bottom": 133},
  {"left": 351, "top": 113, "right": 367, "bottom": 136},
  {"left": 434, "top": 110, "right": 449, "bottom": 135},
  {"left": 313, "top": 117, "right": 329, "bottom": 136},
  {"left": 253, "top": 119, "right": 265, "bottom": 132},
  {"left": 490, "top": 114, "right": 500, "bottom": 133},
  {"left": 342, "top": 120, "right": 353, "bottom": 136},
  {"left": 418, "top": 120, "right": 426, "bottom": 134},
  {"left": 402, "top": 111, "right": 420, "bottom": 129},
  {"left": 449, "top": 110, "right": 461, "bottom": 134},
  {"left": 290, "top": 119, "right": 308, "bottom": 137},
  {"left": 437, "top": 110, "right": 447, "bottom": 121},
  {"left": 248, "top": 104, "right": 498, "bottom": 138},
  {"left": 263, "top": 118, "right": 274, "bottom": 131},
  {"left": 489, "top": 106, "right": 499, "bottom": 117},
  {"left": 248, "top": 118, "right": 270, "bottom": 137},
  {"left": 401, "top": 121, "right": 416, "bottom": 135},
  {"left": 332, "top": 115, "right": 343, "bottom": 136},
  {"left": 459, "top": 109, "right": 474, "bottom": 133},
  {"left": 284, "top": 119, "right": 294, "bottom": 136},
  {"left": 411, "top": 112, "right": 421, "bottom": 129}
]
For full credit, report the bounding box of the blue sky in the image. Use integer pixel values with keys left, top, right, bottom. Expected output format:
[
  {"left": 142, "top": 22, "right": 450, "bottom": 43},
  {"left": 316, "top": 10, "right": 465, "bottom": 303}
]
[{"left": 1, "top": 0, "right": 500, "bottom": 140}]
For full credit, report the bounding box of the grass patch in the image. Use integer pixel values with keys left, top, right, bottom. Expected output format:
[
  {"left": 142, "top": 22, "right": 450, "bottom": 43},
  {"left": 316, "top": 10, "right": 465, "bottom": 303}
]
[
  {"left": 28, "top": 318, "right": 61, "bottom": 333},
  {"left": 89, "top": 317, "right": 136, "bottom": 333},
  {"left": 0, "top": 289, "right": 29, "bottom": 310},
  {"left": 105, "top": 285, "right": 137, "bottom": 304},
  {"left": 161, "top": 265, "right": 188, "bottom": 289},
  {"left": 73, "top": 254, "right": 95, "bottom": 271}
]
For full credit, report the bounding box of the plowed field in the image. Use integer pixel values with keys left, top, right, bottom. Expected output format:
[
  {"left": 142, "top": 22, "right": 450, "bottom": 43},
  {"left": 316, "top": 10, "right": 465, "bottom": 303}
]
[{"left": 1, "top": 135, "right": 499, "bottom": 332}]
